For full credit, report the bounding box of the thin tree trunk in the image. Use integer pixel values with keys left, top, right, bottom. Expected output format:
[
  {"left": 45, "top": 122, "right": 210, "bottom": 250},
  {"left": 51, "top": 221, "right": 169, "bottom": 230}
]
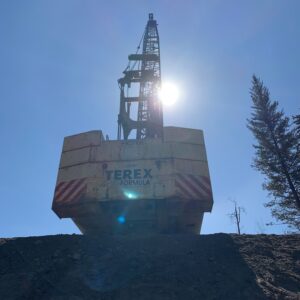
[
  {"left": 271, "top": 131, "right": 300, "bottom": 210},
  {"left": 235, "top": 205, "right": 241, "bottom": 235}
]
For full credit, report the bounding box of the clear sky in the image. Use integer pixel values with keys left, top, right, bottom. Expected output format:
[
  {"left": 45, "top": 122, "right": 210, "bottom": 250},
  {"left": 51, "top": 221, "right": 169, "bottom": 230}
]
[{"left": 1, "top": 1, "right": 299, "bottom": 237}]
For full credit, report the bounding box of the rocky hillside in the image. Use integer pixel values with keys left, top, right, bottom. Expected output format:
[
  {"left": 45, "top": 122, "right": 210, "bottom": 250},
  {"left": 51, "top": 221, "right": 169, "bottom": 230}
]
[{"left": 0, "top": 234, "right": 299, "bottom": 299}]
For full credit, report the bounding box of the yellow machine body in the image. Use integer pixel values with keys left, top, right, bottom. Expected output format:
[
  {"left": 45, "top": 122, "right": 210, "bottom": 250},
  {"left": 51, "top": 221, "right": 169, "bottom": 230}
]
[{"left": 52, "top": 126, "right": 213, "bottom": 234}]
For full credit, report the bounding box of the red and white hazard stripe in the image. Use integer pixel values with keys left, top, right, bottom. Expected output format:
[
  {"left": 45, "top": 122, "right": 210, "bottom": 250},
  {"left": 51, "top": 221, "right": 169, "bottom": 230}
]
[
  {"left": 53, "top": 178, "right": 87, "bottom": 204},
  {"left": 175, "top": 174, "right": 212, "bottom": 200}
]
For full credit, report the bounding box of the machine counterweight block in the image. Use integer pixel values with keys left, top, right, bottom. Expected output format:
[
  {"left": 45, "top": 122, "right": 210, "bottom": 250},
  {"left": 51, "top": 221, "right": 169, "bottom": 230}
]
[{"left": 52, "top": 127, "right": 213, "bottom": 234}]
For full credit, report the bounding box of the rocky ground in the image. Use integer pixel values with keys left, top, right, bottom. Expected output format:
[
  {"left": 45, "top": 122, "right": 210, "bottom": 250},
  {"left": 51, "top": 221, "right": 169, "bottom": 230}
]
[{"left": 0, "top": 233, "right": 299, "bottom": 299}]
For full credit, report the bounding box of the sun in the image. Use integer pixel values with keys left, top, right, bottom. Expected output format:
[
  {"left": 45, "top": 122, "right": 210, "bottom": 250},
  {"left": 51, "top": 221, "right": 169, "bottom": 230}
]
[{"left": 158, "top": 82, "right": 180, "bottom": 106}]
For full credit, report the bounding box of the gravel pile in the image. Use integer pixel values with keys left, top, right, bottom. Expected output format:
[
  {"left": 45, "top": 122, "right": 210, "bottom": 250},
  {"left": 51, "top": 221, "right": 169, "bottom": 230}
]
[{"left": 0, "top": 233, "right": 299, "bottom": 299}]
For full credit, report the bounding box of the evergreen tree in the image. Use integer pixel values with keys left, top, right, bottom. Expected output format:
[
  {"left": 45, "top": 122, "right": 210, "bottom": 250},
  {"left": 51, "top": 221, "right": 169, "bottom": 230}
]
[
  {"left": 247, "top": 75, "right": 300, "bottom": 230},
  {"left": 293, "top": 113, "right": 300, "bottom": 160},
  {"left": 293, "top": 114, "right": 300, "bottom": 136}
]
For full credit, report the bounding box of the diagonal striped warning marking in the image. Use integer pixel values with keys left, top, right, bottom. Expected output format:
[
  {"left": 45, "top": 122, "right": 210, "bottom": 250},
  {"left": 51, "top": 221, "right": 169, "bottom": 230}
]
[
  {"left": 175, "top": 174, "right": 212, "bottom": 199},
  {"left": 177, "top": 173, "right": 206, "bottom": 198},
  {"left": 175, "top": 179, "right": 195, "bottom": 199},
  {"left": 54, "top": 178, "right": 87, "bottom": 204},
  {"left": 188, "top": 174, "right": 212, "bottom": 196}
]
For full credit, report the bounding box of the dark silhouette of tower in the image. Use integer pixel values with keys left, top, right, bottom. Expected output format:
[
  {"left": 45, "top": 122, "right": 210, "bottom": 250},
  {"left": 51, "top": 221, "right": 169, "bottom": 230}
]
[{"left": 118, "top": 13, "right": 163, "bottom": 140}]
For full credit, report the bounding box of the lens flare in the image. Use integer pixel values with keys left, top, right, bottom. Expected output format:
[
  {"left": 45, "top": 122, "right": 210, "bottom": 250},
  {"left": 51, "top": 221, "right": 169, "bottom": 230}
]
[
  {"left": 124, "top": 191, "right": 138, "bottom": 199},
  {"left": 117, "top": 216, "right": 126, "bottom": 224},
  {"left": 158, "top": 82, "right": 180, "bottom": 106}
]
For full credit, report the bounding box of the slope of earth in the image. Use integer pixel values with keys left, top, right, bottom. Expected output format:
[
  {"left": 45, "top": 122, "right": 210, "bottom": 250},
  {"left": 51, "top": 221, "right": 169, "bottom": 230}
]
[{"left": 0, "top": 233, "right": 299, "bottom": 300}]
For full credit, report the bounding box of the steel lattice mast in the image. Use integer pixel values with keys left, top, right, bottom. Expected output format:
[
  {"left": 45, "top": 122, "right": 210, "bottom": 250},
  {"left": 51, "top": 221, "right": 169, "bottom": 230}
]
[{"left": 118, "top": 13, "right": 163, "bottom": 140}]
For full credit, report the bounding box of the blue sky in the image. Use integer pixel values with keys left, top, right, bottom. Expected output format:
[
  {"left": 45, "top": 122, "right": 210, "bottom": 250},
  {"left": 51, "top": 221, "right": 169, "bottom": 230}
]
[{"left": 0, "top": 1, "right": 299, "bottom": 237}]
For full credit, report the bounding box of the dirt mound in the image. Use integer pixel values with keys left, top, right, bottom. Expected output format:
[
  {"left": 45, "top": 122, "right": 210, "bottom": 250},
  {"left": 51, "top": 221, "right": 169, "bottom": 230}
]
[{"left": 0, "top": 234, "right": 299, "bottom": 299}]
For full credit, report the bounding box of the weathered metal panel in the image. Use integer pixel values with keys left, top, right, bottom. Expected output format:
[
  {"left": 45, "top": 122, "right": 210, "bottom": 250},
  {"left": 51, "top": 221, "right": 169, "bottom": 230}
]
[
  {"left": 60, "top": 137, "right": 207, "bottom": 168},
  {"left": 63, "top": 130, "right": 103, "bottom": 152},
  {"left": 94, "top": 141, "right": 204, "bottom": 161},
  {"left": 59, "top": 147, "right": 91, "bottom": 168},
  {"left": 91, "top": 159, "right": 175, "bottom": 201},
  {"left": 174, "top": 159, "right": 210, "bottom": 176},
  {"left": 57, "top": 163, "right": 103, "bottom": 182},
  {"left": 96, "top": 139, "right": 170, "bottom": 161},
  {"left": 171, "top": 143, "right": 207, "bottom": 161},
  {"left": 52, "top": 126, "right": 214, "bottom": 230},
  {"left": 164, "top": 126, "right": 204, "bottom": 145}
]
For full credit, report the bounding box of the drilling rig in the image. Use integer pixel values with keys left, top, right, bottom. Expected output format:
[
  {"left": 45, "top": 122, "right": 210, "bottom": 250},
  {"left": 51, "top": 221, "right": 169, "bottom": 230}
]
[
  {"left": 52, "top": 14, "right": 213, "bottom": 234},
  {"left": 118, "top": 13, "right": 163, "bottom": 140}
]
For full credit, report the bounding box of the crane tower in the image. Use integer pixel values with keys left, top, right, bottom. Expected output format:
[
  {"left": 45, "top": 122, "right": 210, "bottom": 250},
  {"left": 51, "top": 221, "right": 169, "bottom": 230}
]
[
  {"left": 52, "top": 14, "right": 213, "bottom": 235},
  {"left": 118, "top": 13, "right": 163, "bottom": 140}
]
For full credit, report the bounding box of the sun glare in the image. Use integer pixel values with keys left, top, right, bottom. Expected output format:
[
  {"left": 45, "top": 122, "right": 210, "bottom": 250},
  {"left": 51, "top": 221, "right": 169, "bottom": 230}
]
[{"left": 159, "top": 82, "right": 180, "bottom": 106}]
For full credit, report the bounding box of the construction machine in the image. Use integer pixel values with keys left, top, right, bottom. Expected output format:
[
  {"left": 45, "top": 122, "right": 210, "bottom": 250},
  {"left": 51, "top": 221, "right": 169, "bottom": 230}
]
[{"left": 52, "top": 14, "right": 213, "bottom": 234}]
